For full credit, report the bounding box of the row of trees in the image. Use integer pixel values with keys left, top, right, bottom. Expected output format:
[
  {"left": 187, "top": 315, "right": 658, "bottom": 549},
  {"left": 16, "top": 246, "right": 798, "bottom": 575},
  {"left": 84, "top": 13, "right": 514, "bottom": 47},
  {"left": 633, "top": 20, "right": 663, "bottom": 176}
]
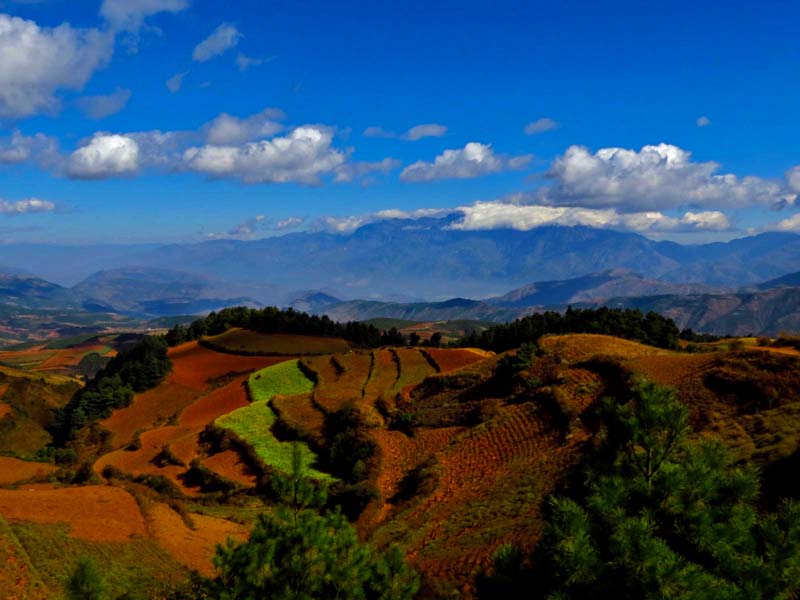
[
  {"left": 462, "top": 306, "right": 681, "bottom": 352},
  {"left": 165, "top": 306, "right": 386, "bottom": 348}
]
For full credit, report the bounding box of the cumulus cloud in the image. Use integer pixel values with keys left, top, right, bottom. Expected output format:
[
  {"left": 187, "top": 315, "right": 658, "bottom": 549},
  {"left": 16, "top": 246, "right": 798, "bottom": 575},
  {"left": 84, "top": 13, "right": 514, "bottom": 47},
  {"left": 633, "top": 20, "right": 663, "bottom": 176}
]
[
  {"left": 183, "top": 126, "right": 346, "bottom": 184},
  {"left": 203, "top": 108, "right": 285, "bottom": 145},
  {"left": 76, "top": 87, "right": 131, "bottom": 119},
  {"left": 400, "top": 142, "right": 532, "bottom": 182},
  {"left": 524, "top": 117, "right": 558, "bottom": 135},
  {"left": 403, "top": 123, "right": 447, "bottom": 141},
  {"left": 67, "top": 133, "right": 140, "bottom": 179},
  {"left": 0, "top": 198, "right": 55, "bottom": 214},
  {"left": 192, "top": 23, "right": 241, "bottom": 62},
  {"left": 334, "top": 157, "right": 401, "bottom": 183},
  {"left": 696, "top": 116, "right": 711, "bottom": 127},
  {"left": 0, "top": 14, "right": 113, "bottom": 117},
  {"left": 540, "top": 143, "right": 794, "bottom": 212},
  {"left": 448, "top": 201, "right": 731, "bottom": 233},
  {"left": 100, "top": 0, "right": 189, "bottom": 32}
]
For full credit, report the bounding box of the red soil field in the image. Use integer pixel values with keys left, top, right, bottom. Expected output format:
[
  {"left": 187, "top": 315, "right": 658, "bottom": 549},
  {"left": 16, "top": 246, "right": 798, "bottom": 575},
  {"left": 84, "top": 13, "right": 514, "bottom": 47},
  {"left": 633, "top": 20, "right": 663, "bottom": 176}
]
[
  {"left": 102, "top": 344, "right": 285, "bottom": 447},
  {"left": 0, "top": 457, "right": 56, "bottom": 485},
  {"left": 540, "top": 333, "right": 668, "bottom": 363},
  {"left": 146, "top": 503, "right": 247, "bottom": 576},
  {"left": 363, "top": 350, "right": 399, "bottom": 404},
  {"left": 390, "top": 349, "right": 436, "bottom": 396},
  {"left": 201, "top": 450, "right": 257, "bottom": 487},
  {"left": 375, "top": 403, "right": 581, "bottom": 590},
  {"left": 0, "top": 522, "right": 49, "bottom": 600},
  {"left": 0, "top": 486, "right": 147, "bottom": 542},
  {"left": 307, "top": 352, "right": 373, "bottom": 412},
  {"left": 98, "top": 376, "right": 255, "bottom": 493},
  {"left": 271, "top": 393, "right": 326, "bottom": 445},
  {"left": 626, "top": 353, "right": 718, "bottom": 388},
  {"left": 35, "top": 344, "right": 111, "bottom": 372},
  {"left": 168, "top": 342, "right": 286, "bottom": 391},
  {"left": 0, "top": 382, "right": 9, "bottom": 418},
  {"left": 424, "top": 348, "right": 490, "bottom": 373}
]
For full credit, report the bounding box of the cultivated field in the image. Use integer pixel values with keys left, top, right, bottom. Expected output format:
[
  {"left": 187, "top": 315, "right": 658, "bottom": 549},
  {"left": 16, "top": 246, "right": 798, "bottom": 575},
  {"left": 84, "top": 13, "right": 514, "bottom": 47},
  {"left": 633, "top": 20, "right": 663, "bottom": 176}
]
[{"left": 202, "top": 328, "right": 351, "bottom": 355}]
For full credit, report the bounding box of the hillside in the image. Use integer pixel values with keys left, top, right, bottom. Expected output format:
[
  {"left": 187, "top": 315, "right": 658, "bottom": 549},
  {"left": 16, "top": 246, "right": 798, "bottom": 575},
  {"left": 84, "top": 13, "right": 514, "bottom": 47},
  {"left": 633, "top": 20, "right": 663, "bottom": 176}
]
[{"left": 2, "top": 318, "right": 800, "bottom": 598}]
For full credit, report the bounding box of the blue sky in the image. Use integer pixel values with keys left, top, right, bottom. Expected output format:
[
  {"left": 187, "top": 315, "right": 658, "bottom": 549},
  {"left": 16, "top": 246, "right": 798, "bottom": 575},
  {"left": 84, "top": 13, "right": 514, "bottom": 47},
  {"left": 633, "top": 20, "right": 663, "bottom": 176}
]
[{"left": 0, "top": 0, "right": 799, "bottom": 244}]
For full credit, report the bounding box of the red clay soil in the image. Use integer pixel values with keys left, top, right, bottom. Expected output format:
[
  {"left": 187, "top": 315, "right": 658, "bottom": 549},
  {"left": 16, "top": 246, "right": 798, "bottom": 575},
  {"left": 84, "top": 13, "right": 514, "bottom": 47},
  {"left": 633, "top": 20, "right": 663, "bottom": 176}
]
[
  {"left": 35, "top": 344, "right": 110, "bottom": 371},
  {"left": 271, "top": 393, "right": 326, "bottom": 445},
  {"left": 374, "top": 403, "right": 582, "bottom": 591},
  {"left": 0, "top": 486, "right": 147, "bottom": 542},
  {"left": 363, "top": 350, "right": 399, "bottom": 404},
  {"left": 102, "top": 345, "right": 282, "bottom": 447},
  {"left": 145, "top": 503, "right": 247, "bottom": 576},
  {"left": 168, "top": 342, "right": 285, "bottom": 391},
  {"left": 97, "top": 376, "right": 254, "bottom": 493},
  {"left": 425, "top": 349, "right": 490, "bottom": 373},
  {"left": 0, "top": 383, "right": 9, "bottom": 419},
  {"left": 201, "top": 451, "right": 257, "bottom": 487},
  {"left": 0, "top": 457, "right": 57, "bottom": 485}
]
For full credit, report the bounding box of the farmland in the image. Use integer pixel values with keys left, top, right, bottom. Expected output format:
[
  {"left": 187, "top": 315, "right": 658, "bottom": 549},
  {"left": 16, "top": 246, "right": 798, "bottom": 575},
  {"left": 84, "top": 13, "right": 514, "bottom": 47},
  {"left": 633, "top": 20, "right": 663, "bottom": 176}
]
[
  {"left": 3, "top": 322, "right": 800, "bottom": 598},
  {"left": 202, "top": 327, "right": 351, "bottom": 355}
]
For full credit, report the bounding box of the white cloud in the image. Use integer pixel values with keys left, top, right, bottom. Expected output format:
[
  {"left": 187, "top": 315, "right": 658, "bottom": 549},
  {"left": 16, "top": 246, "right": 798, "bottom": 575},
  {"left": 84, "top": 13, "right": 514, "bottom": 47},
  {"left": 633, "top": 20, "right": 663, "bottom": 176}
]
[
  {"left": 183, "top": 126, "right": 346, "bottom": 184},
  {"left": 540, "top": 143, "right": 793, "bottom": 212},
  {"left": 787, "top": 166, "right": 800, "bottom": 193},
  {"left": 334, "top": 157, "right": 401, "bottom": 183},
  {"left": 0, "top": 14, "right": 113, "bottom": 117},
  {"left": 763, "top": 213, "right": 800, "bottom": 232},
  {"left": 447, "top": 201, "right": 731, "bottom": 234},
  {"left": 524, "top": 118, "right": 558, "bottom": 135},
  {"left": 400, "top": 142, "right": 532, "bottom": 182},
  {"left": 192, "top": 23, "right": 241, "bottom": 62},
  {"left": 696, "top": 116, "right": 711, "bottom": 127},
  {"left": 203, "top": 108, "right": 285, "bottom": 145},
  {"left": 0, "top": 198, "right": 55, "bottom": 214},
  {"left": 100, "top": 0, "right": 188, "bottom": 32},
  {"left": 363, "top": 126, "right": 394, "bottom": 138},
  {"left": 0, "top": 130, "right": 58, "bottom": 165},
  {"left": 76, "top": 87, "right": 131, "bottom": 119},
  {"left": 236, "top": 53, "right": 272, "bottom": 71},
  {"left": 67, "top": 133, "right": 140, "bottom": 179},
  {"left": 403, "top": 123, "right": 447, "bottom": 141},
  {"left": 276, "top": 216, "right": 304, "bottom": 230},
  {"left": 165, "top": 71, "right": 187, "bottom": 93}
]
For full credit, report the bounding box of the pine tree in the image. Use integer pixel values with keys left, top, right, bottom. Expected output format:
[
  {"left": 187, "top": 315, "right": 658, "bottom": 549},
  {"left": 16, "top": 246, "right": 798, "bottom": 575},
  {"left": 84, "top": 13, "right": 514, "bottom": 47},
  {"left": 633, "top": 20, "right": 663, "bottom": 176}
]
[{"left": 67, "top": 556, "right": 106, "bottom": 600}]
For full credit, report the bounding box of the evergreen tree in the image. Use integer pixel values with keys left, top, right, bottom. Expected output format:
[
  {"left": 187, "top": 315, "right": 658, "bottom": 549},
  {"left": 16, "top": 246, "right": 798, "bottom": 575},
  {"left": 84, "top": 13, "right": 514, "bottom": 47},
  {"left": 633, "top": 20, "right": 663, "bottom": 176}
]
[
  {"left": 528, "top": 379, "right": 800, "bottom": 600},
  {"left": 209, "top": 444, "right": 419, "bottom": 600},
  {"left": 67, "top": 556, "right": 106, "bottom": 600}
]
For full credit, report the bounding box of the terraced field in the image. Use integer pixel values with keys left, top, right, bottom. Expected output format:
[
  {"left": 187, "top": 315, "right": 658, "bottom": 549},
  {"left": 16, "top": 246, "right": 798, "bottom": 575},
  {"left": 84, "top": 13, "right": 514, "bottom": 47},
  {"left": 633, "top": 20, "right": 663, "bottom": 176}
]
[
  {"left": 215, "top": 361, "right": 332, "bottom": 481},
  {"left": 203, "top": 328, "right": 351, "bottom": 356}
]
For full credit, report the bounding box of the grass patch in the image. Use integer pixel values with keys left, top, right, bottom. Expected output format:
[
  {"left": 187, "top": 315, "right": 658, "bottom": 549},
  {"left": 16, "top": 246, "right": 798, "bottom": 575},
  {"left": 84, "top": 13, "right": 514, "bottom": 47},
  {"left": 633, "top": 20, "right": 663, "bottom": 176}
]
[
  {"left": 216, "top": 360, "right": 334, "bottom": 481},
  {"left": 11, "top": 521, "right": 188, "bottom": 599}
]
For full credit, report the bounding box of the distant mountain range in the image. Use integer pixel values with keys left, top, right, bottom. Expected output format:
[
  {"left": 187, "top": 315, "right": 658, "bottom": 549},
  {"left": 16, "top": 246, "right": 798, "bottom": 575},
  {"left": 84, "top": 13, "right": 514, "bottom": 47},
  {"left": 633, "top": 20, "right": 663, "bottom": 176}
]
[
  {"left": 3, "top": 217, "right": 800, "bottom": 301},
  {"left": 308, "top": 270, "right": 800, "bottom": 336},
  {"left": 0, "top": 267, "right": 259, "bottom": 318},
  {"left": 3, "top": 219, "right": 800, "bottom": 339}
]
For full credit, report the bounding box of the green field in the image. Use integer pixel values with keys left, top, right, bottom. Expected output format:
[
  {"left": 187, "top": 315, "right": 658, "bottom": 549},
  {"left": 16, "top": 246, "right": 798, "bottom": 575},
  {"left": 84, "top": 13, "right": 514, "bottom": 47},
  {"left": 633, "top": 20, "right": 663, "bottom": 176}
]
[
  {"left": 216, "top": 361, "right": 333, "bottom": 481},
  {"left": 203, "top": 328, "right": 351, "bottom": 356},
  {"left": 248, "top": 360, "right": 316, "bottom": 401}
]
